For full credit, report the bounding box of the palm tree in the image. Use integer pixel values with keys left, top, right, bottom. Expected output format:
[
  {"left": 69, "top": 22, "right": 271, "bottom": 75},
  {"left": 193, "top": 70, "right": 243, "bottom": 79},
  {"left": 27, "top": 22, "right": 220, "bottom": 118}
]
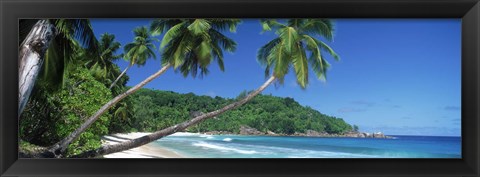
[
  {"left": 109, "top": 27, "right": 157, "bottom": 89},
  {"left": 48, "top": 19, "right": 240, "bottom": 157},
  {"left": 83, "top": 33, "right": 126, "bottom": 91},
  {"left": 85, "top": 33, "right": 134, "bottom": 132},
  {"left": 151, "top": 19, "right": 238, "bottom": 77},
  {"left": 19, "top": 19, "right": 98, "bottom": 116},
  {"left": 86, "top": 33, "right": 123, "bottom": 83},
  {"left": 257, "top": 19, "right": 339, "bottom": 87},
  {"left": 75, "top": 19, "right": 339, "bottom": 158}
]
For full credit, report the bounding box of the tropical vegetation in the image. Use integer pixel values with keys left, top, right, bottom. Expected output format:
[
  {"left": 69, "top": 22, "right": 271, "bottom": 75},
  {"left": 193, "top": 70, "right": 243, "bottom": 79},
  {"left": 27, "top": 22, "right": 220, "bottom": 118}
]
[
  {"left": 19, "top": 18, "right": 347, "bottom": 158},
  {"left": 19, "top": 19, "right": 98, "bottom": 116},
  {"left": 127, "top": 88, "right": 354, "bottom": 135}
]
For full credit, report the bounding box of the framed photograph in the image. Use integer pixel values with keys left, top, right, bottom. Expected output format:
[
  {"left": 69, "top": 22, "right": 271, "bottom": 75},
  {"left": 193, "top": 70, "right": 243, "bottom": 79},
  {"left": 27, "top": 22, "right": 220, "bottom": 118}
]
[{"left": 1, "top": 0, "right": 479, "bottom": 176}]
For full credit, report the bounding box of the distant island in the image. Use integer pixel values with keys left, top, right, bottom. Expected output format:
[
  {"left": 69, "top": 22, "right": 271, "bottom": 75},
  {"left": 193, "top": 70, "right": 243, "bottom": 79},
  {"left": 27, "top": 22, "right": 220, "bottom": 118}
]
[{"left": 123, "top": 88, "right": 391, "bottom": 139}]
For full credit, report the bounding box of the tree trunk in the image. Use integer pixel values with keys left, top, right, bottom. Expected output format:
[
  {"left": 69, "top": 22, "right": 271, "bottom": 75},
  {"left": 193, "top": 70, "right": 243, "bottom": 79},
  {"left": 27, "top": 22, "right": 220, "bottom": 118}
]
[
  {"left": 109, "top": 63, "right": 132, "bottom": 90},
  {"left": 75, "top": 76, "right": 276, "bottom": 158},
  {"left": 49, "top": 64, "right": 171, "bottom": 157},
  {"left": 18, "top": 20, "right": 57, "bottom": 116}
]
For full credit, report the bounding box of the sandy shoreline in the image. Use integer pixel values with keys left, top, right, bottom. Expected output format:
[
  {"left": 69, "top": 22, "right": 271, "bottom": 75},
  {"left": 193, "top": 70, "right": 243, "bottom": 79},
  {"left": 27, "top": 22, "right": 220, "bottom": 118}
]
[{"left": 101, "top": 132, "right": 185, "bottom": 158}]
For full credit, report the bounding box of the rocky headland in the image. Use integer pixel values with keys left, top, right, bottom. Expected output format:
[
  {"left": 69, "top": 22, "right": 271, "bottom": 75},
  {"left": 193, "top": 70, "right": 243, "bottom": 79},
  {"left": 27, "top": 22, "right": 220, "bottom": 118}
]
[{"left": 202, "top": 125, "right": 393, "bottom": 139}]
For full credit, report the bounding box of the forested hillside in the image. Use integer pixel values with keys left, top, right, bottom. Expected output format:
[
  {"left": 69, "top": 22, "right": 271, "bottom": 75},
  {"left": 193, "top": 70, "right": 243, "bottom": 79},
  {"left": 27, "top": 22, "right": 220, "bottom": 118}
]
[{"left": 126, "top": 88, "right": 354, "bottom": 135}]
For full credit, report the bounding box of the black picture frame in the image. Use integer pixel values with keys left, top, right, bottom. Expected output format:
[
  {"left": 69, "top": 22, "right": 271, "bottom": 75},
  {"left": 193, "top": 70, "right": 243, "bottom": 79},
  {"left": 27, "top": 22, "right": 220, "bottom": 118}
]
[{"left": 1, "top": 0, "right": 479, "bottom": 176}]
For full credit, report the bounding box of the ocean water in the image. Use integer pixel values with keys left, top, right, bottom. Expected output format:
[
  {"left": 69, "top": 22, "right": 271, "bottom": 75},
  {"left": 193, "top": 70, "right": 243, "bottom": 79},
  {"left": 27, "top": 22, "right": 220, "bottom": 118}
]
[{"left": 151, "top": 133, "right": 461, "bottom": 158}]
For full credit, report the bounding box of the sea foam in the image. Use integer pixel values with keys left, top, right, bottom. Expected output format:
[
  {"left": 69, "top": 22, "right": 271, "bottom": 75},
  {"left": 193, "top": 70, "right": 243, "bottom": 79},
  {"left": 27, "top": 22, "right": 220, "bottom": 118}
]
[
  {"left": 170, "top": 132, "right": 200, "bottom": 136},
  {"left": 193, "top": 142, "right": 257, "bottom": 154},
  {"left": 199, "top": 134, "right": 215, "bottom": 139}
]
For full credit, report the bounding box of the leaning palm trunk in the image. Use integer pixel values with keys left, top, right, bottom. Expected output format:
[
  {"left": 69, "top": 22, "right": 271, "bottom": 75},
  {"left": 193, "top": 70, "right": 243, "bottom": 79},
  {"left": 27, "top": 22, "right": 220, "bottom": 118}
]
[
  {"left": 109, "top": 63, "right": 132, "bottom": 89},
  {"left": 18, "top": 20, "right": 57, "bottom": 116},
  {"left": 49, "top": 64, "right": 171, "bottom": 157},
  {"left": 75, "top": 76, "right": 276, "bottom": 158}
]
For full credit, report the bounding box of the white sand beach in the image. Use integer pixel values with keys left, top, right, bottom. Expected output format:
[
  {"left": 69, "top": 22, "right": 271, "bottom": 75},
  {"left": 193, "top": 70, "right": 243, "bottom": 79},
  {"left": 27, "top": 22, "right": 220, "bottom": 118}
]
[{"left": 101, "top": 132, "right": 185, "bottom": 158}]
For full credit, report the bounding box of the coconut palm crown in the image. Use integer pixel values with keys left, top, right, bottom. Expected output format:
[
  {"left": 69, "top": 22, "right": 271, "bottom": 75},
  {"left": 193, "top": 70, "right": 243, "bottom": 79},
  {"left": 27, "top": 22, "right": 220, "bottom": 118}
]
[
  {"left": 86, "top": 33, "right": 123, "bottom": 83},
  {"left": 150, "top": 19, "right": 240, "bottom": 78},
  {"left": 257, "top": 19, "right": 340, "bottom": 89},
  {"left": 123, "top": 26, "right": 157, "bottom": 67},
  {"left": 109, "top": 26, "right": 157, "bottom": 89}
]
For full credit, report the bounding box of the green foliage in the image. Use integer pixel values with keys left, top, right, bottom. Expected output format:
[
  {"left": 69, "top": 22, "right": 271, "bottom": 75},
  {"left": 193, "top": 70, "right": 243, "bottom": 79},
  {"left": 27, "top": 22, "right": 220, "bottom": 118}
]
[
  {"left": 84, "top": 33, "right": 126, "bottom": 93},
  {"left": 257, "top": 19, "right": 339, "bottom": 88},
  {"left": 21, "top": 19, "right": 99, "bottom": 90},
  {"left": 20, "top": 66, "right": 112, "bottom": 156},
  {"left": 150, "top": 19, "right": 240, "bottom": 77},
  {"left": 128, "top": 88, "right": 353, "bottom": 135},
  {"left": 123, "top": 26, "right": 157, "bottom": 67}
]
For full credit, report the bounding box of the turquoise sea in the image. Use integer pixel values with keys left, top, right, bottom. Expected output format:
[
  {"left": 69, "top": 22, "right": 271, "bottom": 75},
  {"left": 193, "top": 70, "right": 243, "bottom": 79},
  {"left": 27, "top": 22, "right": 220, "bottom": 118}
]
[{"left": 151, "top": 133, "right": 461, "bottom": 158}]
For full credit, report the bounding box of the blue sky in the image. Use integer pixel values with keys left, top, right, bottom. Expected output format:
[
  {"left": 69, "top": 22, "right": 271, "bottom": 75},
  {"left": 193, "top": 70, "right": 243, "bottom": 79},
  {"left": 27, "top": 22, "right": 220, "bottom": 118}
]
[{"left": 91, "top": 19, "right": 461, "bottom": 136}]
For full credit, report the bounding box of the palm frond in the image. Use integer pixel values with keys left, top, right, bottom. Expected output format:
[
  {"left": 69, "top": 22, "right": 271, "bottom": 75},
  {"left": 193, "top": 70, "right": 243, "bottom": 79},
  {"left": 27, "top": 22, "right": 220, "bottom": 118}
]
[
  {"left": 292, "top": 44, "right": 309, "bottom": 89},
  {"left": 42, "top": 34, "right": 79, "bottom": 89},
  {"left": 156, "top": 19, "right": 239, "bottom": 78},
  {"left": 197, "top": 41, "right": 213, "bottom": 65},
  {"left": 150, "top": 19, "right": 183, "bottom": 36},
  {"left": 161, "top": 22, "right": 187, "bottom": 48},
  {"left": 114, "top": 106, "right": 128, "bottom": 120},
  {"left": 268, "top": 42, "right": 290, "bottom": 79},
  {"left": 188, "top": 19, "right": 211, "bottom": 35},
  {"left": 257, "top": 38, "right": 281, "bottom": 67},
  {"left": 209, "top": 29, "right": 237, "bottom": 52},
  {"left": 211, "top": 42, "right": 225, "bottom": 71},
  {"left": 259, "top": 19, "right": 285, "bottom": 32},
  {"left": 287, "top": 19, "right": 305, "bottom": 29},
  {"left": 133, "top": 26, "right": 149, "bottom": 38},
  {"left": 277, "top": 26, "right": 300, "bottom": 53},
  {"left": 54, "top": 19, "right": 99, "bottom": 54},
  {"left": 300, "top": 19, "right": 334, "bottom": 41},
  {"left": 314, "top": 38, "right": 340, "bottom": 60},
  {"left": 209, "top": 19, "right": 241, "bottom": 32},
  {"left": 257, "top": 18, "right": 338, "bottom": 88}
]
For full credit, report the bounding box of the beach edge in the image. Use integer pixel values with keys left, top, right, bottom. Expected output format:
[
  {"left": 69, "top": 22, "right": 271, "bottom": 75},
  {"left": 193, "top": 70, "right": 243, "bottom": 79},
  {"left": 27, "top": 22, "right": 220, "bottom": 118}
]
[{"left": 101, "top": 132, "right": 186, "bottom": 158}]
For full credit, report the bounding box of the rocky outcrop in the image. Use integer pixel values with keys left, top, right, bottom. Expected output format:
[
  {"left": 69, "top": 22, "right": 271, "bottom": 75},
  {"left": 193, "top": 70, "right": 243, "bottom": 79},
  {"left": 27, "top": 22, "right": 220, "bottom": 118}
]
[
  {"left": 363, "top": 132, "right": 371, "bottom": 137},
  {"left": 267, "top": 131, "right": 278, "bottom": 136},
  {"left": 373, "top": 132, "right": 386, "bottom": 138},
  {"left": 290, "top": 131, "right": 392, "bottom": 139},
  {"left": 343, "top": 132, "right": 391, "bottom": 138},
  {"left": 344, "top": 132, "right": 364, "bottom": 138},
  {"left": 239, "top": 125, "right": 264, "bottom": 135},
  {"left": 306, "top": 130, "right": 322, "bottom": 136}
]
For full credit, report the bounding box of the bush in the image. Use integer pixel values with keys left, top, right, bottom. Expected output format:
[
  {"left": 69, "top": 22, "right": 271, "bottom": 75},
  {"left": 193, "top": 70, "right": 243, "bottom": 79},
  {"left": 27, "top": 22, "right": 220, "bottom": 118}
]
[{"left": 20, "top": 67, "right": 113, "bottom": 156}]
